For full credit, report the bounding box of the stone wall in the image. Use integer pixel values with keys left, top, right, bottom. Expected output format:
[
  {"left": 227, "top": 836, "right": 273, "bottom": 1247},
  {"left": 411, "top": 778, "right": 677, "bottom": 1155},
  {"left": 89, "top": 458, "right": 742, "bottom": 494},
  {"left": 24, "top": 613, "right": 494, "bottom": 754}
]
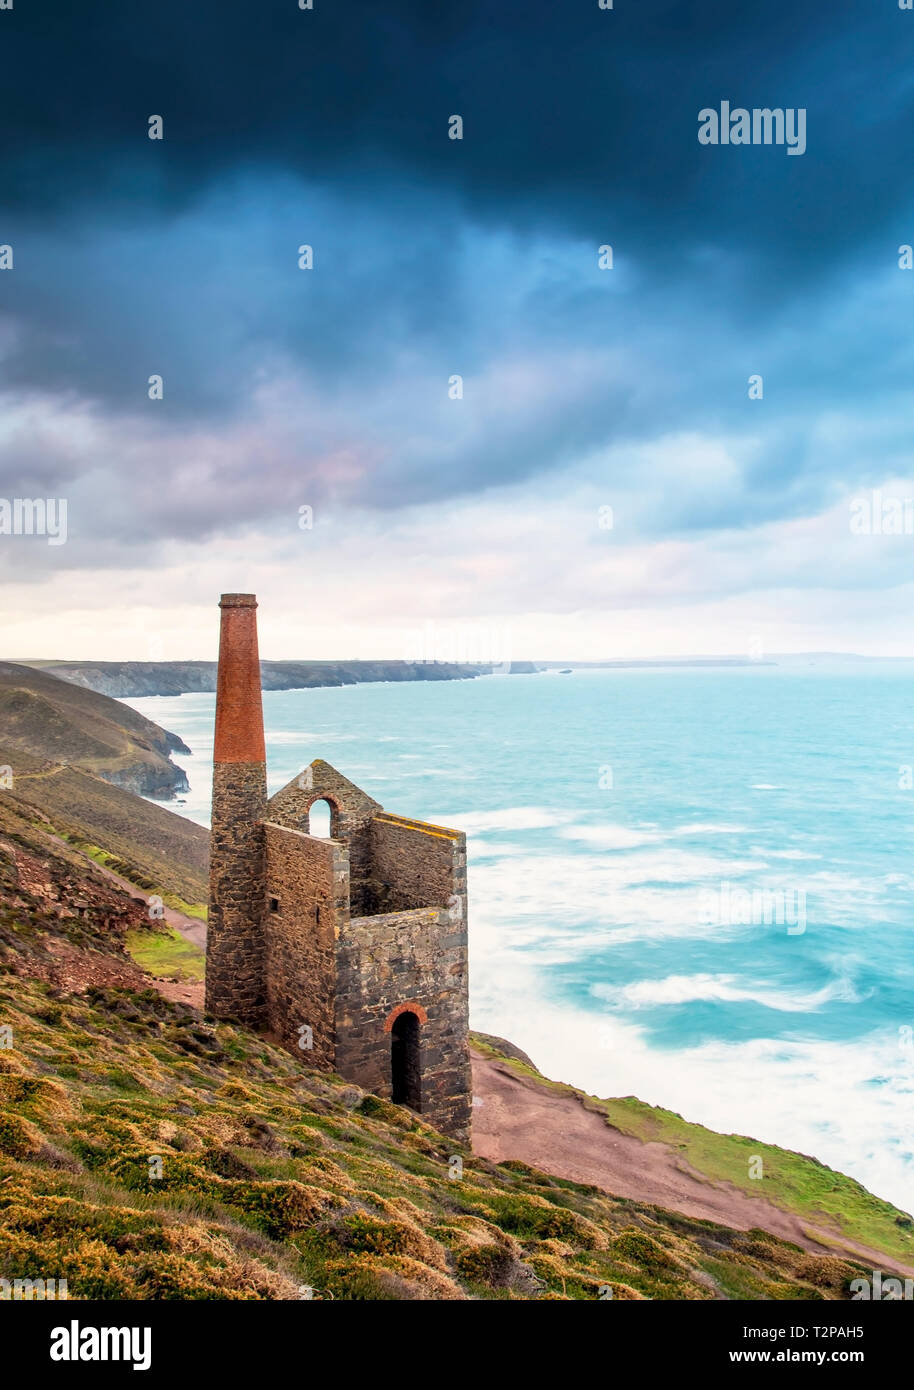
[
  {"left": 336, "top": 906, "right": 471, "bottom": 1141},
  {"left": 206, "top": 760, "right": 267, "bottom": 1026},
  {"left": 262, "top": 822, "right": 348, "bottom": 1066},
  {"left": 267, "top": 760, "right": 381, "bottom": 915},
  {"left": 370, "top": 814, "right": 461, "bottom": 911}
]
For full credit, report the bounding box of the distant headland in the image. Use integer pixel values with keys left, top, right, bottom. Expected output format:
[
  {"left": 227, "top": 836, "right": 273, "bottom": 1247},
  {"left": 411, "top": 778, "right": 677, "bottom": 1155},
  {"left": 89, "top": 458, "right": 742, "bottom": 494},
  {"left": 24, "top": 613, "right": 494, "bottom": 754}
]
[{"left": 21, "top": 659, "right": 538, "bottom": 698}]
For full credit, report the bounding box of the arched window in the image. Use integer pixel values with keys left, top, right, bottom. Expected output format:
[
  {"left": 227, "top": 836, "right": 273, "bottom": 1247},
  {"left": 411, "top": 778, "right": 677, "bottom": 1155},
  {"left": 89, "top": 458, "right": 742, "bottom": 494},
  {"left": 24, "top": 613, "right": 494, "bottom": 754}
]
[
  {"left": 308, "top": 798, "right": 333, "bottom": 838},
  {"left": 390, "top": 1011, "right": 422, "bottom": 1112}
]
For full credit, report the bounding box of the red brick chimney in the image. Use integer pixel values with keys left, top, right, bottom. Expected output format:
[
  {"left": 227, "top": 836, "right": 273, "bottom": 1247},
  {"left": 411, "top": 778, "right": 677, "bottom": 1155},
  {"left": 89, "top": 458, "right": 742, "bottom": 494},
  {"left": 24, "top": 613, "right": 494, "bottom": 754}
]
[
  {"left": 213, "top": 594, "right": 266, "bottom": 764},
  {"left": 206, "top": 593, "right": 268, "bottom": 1025}
]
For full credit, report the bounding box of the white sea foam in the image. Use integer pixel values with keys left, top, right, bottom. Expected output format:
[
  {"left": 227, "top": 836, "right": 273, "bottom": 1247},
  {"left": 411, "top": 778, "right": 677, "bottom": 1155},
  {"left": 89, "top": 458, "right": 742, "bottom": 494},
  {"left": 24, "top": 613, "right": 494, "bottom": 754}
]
[
  {"left": 590, "top": 972, "right": 861, "bottom": 1012},
  {"left": 558, "top": 824, "right": 661, "bottom": 849},
  {"left": 445, "top": 806, "right": 572, "bottom": 833},
  {"left": 673, "top": 823, "right": 746, "bottom": 836},
  {"left": 469, "top": 849, "right": 895, "bottom": 957},
  {"left": 465, "top": 838, "right": 531, "bottom": 861}
]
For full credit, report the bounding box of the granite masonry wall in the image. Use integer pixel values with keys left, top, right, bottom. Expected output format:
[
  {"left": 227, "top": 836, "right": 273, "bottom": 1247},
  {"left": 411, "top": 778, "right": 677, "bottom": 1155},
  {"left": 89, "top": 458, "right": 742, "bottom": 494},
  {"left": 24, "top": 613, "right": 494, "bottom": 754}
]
[
  {"left": 370, "top": 814, "right": 461, "bottom": 911},
  {"left": 267, "top": 760, "right": 380, "bottom": 916},
  {"left": 335, "top": 903, "right": 472, "bottom": 1142},
  {"left": 262, "top": 822, "right": 348, "bottom": 1066},
  {"left": 333, "top": 816, "right": 471, "bottom": 1141},
  {"left": 206, "top": 760, "right": 267, "bottom": 1026}
]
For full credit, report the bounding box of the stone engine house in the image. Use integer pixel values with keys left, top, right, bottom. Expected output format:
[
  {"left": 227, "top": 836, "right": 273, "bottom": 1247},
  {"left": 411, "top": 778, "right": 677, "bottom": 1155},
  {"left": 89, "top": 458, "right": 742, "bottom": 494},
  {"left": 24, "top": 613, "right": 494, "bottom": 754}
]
[{"left": 205, "top": 593, "right": 472, "bottom": 1141}]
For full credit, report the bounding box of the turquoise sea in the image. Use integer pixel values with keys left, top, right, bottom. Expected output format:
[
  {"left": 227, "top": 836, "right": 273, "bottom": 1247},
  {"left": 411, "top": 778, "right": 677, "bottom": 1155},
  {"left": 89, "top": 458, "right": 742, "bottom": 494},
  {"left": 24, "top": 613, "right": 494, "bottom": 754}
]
[{"left": 128, "top": 664, "right": 914, "bottom": 1212}]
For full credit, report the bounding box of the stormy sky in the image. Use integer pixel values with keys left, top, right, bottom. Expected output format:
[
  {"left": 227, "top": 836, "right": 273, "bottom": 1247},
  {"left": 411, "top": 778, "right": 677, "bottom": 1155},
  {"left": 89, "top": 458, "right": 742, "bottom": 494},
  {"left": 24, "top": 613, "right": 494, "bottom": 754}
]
[{"left": 2, "top": 0, "right": 914, "bottom": 659}]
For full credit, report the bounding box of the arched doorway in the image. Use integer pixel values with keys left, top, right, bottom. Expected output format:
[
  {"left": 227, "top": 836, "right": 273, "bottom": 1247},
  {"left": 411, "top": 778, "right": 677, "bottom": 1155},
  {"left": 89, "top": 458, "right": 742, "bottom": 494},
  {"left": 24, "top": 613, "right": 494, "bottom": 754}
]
[{"left": 390, "top": 1011, "right": 422, "bottom": 1112}]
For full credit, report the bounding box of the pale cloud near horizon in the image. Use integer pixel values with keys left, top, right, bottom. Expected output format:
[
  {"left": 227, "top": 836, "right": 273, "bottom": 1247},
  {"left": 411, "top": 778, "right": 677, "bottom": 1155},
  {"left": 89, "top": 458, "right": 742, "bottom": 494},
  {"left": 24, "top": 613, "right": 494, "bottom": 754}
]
[{"left": 6, "top": 454, "right": 914, "bottom": 660}]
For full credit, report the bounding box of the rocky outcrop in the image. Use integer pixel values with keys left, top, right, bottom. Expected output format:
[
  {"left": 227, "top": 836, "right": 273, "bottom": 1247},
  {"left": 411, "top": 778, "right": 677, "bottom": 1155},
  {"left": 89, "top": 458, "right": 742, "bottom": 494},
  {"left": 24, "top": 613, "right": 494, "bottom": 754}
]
[{"left": 103, "top": 761, "right": 190, "bottom": 799}]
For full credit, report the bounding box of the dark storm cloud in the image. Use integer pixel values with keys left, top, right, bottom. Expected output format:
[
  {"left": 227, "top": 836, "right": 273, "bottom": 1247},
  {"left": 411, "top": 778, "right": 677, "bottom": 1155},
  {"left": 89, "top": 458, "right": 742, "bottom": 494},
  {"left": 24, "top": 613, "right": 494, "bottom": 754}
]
[
  {"left": 2, "top": 0, "right": 914, "bottom": 566},
  {"left": 2, "top": 0, "right": 910, "bottom": 265}
]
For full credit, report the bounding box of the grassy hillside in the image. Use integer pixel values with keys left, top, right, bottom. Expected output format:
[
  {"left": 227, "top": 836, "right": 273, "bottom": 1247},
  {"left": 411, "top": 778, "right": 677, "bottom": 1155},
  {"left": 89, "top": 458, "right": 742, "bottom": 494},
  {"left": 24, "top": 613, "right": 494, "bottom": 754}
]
[
  {"left": 0, "top": 661, "right": 190, "bottom": 798},
  {"left": 0, "top": 751, "right": 207, "bottom": 907},
  {"left": 0, "top": 805, "right": 898, "bottom": 1301},
  {"left": 0, "top": 980, "right": 876, "bottom": 1302}
]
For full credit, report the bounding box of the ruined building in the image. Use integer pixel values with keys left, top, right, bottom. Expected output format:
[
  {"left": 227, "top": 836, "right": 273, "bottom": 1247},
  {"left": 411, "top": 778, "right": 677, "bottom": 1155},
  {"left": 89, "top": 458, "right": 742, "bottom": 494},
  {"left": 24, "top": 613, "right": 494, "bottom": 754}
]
[{"left": 205, "top": 594, "right": 472, "bottom": 1141}]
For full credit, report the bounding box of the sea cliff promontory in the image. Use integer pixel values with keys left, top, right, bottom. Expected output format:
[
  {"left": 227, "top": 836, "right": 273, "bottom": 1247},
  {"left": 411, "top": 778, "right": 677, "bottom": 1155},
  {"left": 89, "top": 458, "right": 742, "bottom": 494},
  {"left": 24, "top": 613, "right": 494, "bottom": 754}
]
[{"left": 24, "top": 659, "right": 538, "bottom": 699}]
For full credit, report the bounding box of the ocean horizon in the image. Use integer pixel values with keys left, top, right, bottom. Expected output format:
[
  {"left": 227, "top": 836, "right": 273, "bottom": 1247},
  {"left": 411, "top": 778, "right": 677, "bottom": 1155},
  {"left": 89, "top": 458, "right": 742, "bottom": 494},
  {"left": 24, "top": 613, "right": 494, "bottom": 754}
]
[{"left": 129, "top": 663, "right": 914, "bottom": 1214}]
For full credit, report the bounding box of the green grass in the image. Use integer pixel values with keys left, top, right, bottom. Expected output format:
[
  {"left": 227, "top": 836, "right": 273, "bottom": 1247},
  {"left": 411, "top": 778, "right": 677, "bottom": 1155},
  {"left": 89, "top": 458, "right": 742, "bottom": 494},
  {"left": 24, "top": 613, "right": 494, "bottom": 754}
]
[
  {"left": 165, "top": 897, "right": 207, "bottom": 922},
  {"left": 125, "top": 925, "right": 205, "bottom": 981}
]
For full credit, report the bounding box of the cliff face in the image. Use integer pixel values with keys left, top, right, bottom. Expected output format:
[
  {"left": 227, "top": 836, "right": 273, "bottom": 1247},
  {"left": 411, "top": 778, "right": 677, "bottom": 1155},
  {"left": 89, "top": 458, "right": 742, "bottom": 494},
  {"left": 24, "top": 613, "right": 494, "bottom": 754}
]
[
  {"left": 24, "top": 659, "right": 531, "bottom": 698},
  {"left": 31, "top": 662, "right": 219, "bottom": 698},
  {"left": 102, "top": 761, "right": 190, "bottom": 798},
  {"left": 0, "top": 661, "right": 190, "bottom": 800}
]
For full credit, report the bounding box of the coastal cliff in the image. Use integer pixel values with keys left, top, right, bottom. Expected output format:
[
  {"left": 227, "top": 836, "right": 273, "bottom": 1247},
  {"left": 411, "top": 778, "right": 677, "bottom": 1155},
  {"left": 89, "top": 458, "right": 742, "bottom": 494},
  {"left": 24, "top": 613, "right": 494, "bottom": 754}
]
[
  {"left": 0, "top": 661, "right": 190, "bottom": 800},
  {"left": 25, "top": 659, "right": 539, "bottom": 698}
]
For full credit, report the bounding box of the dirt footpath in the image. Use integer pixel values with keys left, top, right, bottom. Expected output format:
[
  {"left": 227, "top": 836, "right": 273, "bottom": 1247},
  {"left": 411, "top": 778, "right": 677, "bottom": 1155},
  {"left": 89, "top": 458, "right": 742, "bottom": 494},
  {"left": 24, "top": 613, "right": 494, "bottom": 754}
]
[{"left": 471, "top": 1050, "right": 914, "bottom": 1278}]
